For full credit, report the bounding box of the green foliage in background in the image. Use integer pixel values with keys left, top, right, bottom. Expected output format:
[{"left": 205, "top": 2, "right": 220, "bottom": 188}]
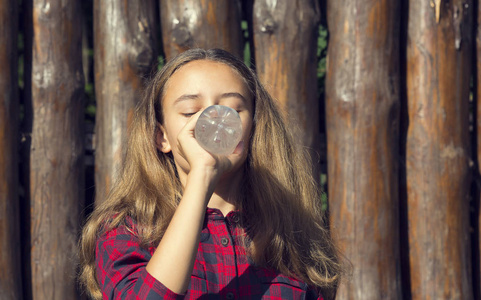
[
  {"left": 317, "top": 25, "right": 328, "bottom": 98},
  {"left": 85, "top": 48, "right": 96, "bottom": 122},
  {"left": 241, "top": 20, "right": 252, "bottom": 68}
]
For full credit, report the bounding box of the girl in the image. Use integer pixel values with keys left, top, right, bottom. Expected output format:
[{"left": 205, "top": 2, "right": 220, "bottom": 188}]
[{"left": 80, "top": 48, "right": 343, "bottom": 299}]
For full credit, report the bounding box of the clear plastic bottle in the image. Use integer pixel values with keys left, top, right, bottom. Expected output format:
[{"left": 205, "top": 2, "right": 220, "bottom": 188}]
[{"left": 194, "top": 105, "right": 243, "bottom": 155}]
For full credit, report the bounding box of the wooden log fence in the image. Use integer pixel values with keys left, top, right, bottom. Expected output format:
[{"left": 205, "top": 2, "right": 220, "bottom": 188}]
[
  {"left": 94, "top": 0, "right": 158, "bottom": 204},
  {"left": 160, "top": 0, "right": 243, "bottom": 60},
  {"left": 406, "top": 1, "right": 474, "bottom": 299},
  {"left": 326, "top": 0, "right": 402, "bottom": 299},
  {"left": 0, "top": 0, "right": 480, "bottom": 299},
  {"left": 253, "top": 0, "right": 321, "bottom": 173},
  {"left": 27, "top": 0, "right": 85, "bottom": 299}
]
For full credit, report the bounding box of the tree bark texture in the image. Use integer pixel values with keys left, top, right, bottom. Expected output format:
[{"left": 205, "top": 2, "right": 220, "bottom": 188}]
[
  {"left": 94, "top": 0, "right": 157, "bottom": 203},
  {"left": 253, "top": 0, "right": 320, "bottom": 167},
  {"left": 325, "top": 0, "right": 402, "bottom": 299},
  {"left": 29, "top": 0, "right": 85, "bottom": 299},
  {"left": 160, "top": 0, "right": 243, "bottom": 60},
  {"left": 0, "top": 0, "right": 22, "bottom": 299},
  {"left": 407, "top": 1, "right": 473, "bottom": 299}
]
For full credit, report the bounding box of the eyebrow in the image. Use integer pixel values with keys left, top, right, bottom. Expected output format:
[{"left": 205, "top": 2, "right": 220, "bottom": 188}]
[
  {"left": 173, "top": 92, "right": 248, "bottom": 104},
  {"left": 173, "top": 94, "right": 200, "bottom": 104},
  {"left": 219, "top": 92, "right": 248, "bottom": 103}
]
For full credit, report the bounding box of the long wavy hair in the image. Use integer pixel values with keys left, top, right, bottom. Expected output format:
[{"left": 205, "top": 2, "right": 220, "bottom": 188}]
[{"left": 80, "top": 48, "right": 344, "bottom": 299}]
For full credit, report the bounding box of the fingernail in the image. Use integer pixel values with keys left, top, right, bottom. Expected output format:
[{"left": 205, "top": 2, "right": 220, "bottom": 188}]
[{"left": 234, "top": 141, "right": 244, "bottom": 154}]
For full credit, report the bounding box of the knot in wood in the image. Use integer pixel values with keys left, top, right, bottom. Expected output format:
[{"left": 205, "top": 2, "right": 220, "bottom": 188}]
[
  {"left": 453, "top": 5, "right": 462, "bottom": 50},
  {"left": 135, "top": 49, "right": 154, "bottom": 74},
  {"left": 172, "top": 24, "right": 193, "bottom": 47},
  {"left": 260, "top": 17, "right": 276, "bottom": 34}
]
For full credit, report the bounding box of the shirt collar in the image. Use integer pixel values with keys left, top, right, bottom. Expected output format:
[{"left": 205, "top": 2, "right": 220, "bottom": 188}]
[{"left": 206, "top": 207, "right": 241, "bottom": 223}]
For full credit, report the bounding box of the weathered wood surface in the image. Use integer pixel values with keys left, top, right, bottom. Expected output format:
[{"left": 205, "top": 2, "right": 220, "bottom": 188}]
[
  {"left": 407, "top": 1, "right": 473, "bottom": 299},
  {"left": 0, "top": 0, "right": 23, "bottom": 299},
  {"left": 160, "top": 0, "right": 243, "bottom": 60},
  {"left": 94, "top": 0, "right": 157, "bottom": 203},
  {"left": 325, "top": 0, "right": 402, "bottom": 299},
  {"left": 29, "top": 0, "right": 85, "bottom": 299},
  {"left": 252, "top": 0, "right": 320, "bottom": 167}
]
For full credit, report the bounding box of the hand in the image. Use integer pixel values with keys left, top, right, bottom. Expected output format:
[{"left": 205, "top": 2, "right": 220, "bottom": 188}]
[{"left": 175, "top": 111, "right": 245, "bottom": 182}]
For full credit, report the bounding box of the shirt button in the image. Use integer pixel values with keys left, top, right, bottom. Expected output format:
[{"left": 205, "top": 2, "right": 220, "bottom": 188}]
[
  {"left": 231, "top": 214, "right": 240, "bottom": 223},
  {"left": 221, "top": 237, "right": 230, "bottom": 246},
  {"left": 226, "top": 292, "right": 235, "bottom": 299}
]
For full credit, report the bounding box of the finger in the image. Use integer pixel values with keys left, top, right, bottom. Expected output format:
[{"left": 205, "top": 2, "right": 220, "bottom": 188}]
[
  {"left": 176, "top": 110, "right": 211, "bottom": 158},
  {"left": 221, "top": 141, "right": 245, "bottom": 168},
  {"left": 182, "top": 110, "right": 203, "bottom": 134},
  {"left": 232, "top": 141, "right": 244, "bottom": 155}
]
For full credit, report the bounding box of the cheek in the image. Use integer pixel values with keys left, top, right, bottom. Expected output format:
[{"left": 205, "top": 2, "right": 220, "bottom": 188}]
[
  {"left": 163, "top": 120, "right": 185, "bottom": 149},
  {"left": 241, "top": 117, "right": 253, "bottom": 142}
]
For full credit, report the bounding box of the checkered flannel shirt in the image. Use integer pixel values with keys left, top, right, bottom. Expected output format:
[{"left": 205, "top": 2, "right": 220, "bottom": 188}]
[{"left": 96, "top": 208, "right": 324, "bottom": 299}]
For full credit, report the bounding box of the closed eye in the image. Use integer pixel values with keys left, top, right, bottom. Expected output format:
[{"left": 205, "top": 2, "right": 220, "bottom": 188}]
[{"left": 182, "top": 112, "right": 196, "bottom": 117}]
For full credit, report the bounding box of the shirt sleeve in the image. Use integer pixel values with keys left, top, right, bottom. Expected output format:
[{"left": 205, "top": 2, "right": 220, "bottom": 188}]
[{"left": 95, "top": 222, "right": 185, "bottom": 300}]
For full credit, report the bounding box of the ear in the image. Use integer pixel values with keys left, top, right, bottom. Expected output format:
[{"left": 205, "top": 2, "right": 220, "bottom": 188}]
[{"left": 155, "top": 123, "right": 172, "bottom": 153}]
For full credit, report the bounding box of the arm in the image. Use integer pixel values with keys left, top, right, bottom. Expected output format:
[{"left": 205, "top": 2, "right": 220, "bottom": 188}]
[
  {"left": 145, "top": 168, "right": 216, "bottom": 294},
  {"left": 95, "top": 171, "right": 215, "bottom": 299},
  {"left": 97, "top": 112, "right": 241, "bottom": 298},
  {"left": 94, "top": 171, "right": 221, "bottom": 300},
  {"left": 146, "top": 111, "right": 242, "bottom": 294}
]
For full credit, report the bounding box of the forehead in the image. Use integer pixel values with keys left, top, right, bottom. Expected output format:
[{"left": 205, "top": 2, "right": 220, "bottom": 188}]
[{"left": 163, "top": 60, "right": 248, "bottom": 97}]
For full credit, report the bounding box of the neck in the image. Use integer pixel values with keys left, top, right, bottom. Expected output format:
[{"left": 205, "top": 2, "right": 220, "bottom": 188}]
[
  {"left": 179, "top": 166, "right": 244, "bottom": 217},
  {"left": 208, "top": 169, "right": 244, "bottom": 216}
]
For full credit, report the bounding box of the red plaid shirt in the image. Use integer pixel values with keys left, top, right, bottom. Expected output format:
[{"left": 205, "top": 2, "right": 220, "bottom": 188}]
[{"left": 96, "top": 208, "right": 324, "bottom": 299}]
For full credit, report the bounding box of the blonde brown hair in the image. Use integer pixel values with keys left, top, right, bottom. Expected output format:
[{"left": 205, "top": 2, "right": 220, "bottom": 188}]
[{"left": 80, "top": 48, "right": 343, "bottom": 299}]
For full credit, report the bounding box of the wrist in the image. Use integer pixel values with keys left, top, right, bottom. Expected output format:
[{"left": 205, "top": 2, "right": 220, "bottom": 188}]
[
  {"left": 188, "top": 165, "right": 219, "bottom": 182},
  {"left": 184, "top": 167, "right": 219, "bottom": 201}
]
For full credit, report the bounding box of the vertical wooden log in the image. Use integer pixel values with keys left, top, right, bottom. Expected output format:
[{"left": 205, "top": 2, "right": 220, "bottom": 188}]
[
  {"left": 325, "top": 0, "right": 402, "bottom": 299},
  {"left": 0, "top": 0, "right": 23, "bottom": 299},
  {"left": 94, "top": 0, "right": 157, "bottom": 203},
  {"left": 29, "top": 0, "right": 84, "bottom": 299},
  {"left": 252, "top": 0, "right": 320, "bottom": 166},
  {"left": 407, "top": 1, "right": 473, "bottom": 299},
  {"left": 160, "top": 0, "right": 242, "bottom": 60}
]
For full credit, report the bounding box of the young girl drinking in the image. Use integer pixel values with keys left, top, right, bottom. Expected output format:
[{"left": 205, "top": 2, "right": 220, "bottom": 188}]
[{"left": 80, "top": 48, "right": 343, "bottom": 299}]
